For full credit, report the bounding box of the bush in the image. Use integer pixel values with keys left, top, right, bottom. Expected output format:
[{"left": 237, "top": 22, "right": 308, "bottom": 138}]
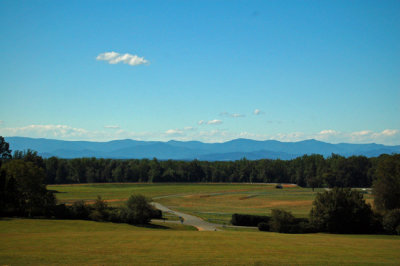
[
  {"left": 258, "top": 222, "right": 270, "bottom": 231},
  {"left": 310, "top": 187, "right": 374, "bottom": 234},
  {"left": 396, "top": 225, "right": 400, "bottom": 235},
  {"left": 89, "top": 196, "right": 108, "bottom": 221},
  {"left": 52, "top": 204, "right": 71, "bottom": 219},
  {"left": 151, "top": 208, "right": 162, "bottom": 219},
  {"left": 296, "top": 221, "right": 317, "bottom": 233},
  {"left": 383, "top": 209, "right": 400, "bottom": 235},
  {"left": 119, "top": 194, "right": 156, "bottom": 225},
  {"left": 269, "top": 209, "right": 296, "bottom": 233},
  {"left": 69, "top": 200, "right": 90, "bottom": 220},
  {"left": 231, "top": 213, "right": 270, "bottom": 226},
  {"left": 107, "top": 208, "right": 122, "bottom": 223}
]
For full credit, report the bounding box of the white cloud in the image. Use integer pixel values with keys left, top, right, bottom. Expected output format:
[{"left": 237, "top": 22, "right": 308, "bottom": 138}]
[
  {"left": 0, "top": 125, "right": 90, "bottom": 139},
  {"left": 220, "top": 112, "right": 245, "bottom": 118},
  {"left": 351, "top": 130, "right": 372, "bottom": 137},
  {"left": 184, "top": 126, "right": 195, "bottom": 131},
  {"left": 198, "top": 119, "right": 223, "bottom": 126},
  {"left": 104, "top": 125, "right": 120, "bottom": 129},
  {"left": 96, "top": 51, "right": 149, "bottom": 66},
  {"left": 253, "top": 109, "right": 264, "bottom": 115},
  {"left": 165, "top": 129, "right": 183, "bottom": 135},
  {"left": 312, "top": 129, "right": 400, "bottom": 144},
  {"left": 207, "top": 119, "right": 223, "bottom": 125},
  {"left": 0, "top": 120, "right": 3, "bottom": 125},
  {"left": 319, "top": 129, "right": 339, "bottom": 135},
  {"left": 380, "top": 129, "right": 399, "bottom": 136}
]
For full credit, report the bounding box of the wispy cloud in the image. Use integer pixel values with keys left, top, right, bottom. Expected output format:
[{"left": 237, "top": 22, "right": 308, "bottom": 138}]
[
  {"left": 207, "top": 119, "right": 223, "bottom": 125},
  {"left": 253, "top": 109, "right": 264, "bottom": 115},
  {"left": 267, "top": 120, "right": 283, "bottom": 124},
  {"left": 104, "top": 125, "right": 120, "bottom": 129},
  {"left": 96, "top": 51, "right": 149, "bottom": 66},
  {"left": 0, "top": 125, "right": 90, "bottom": 139},
  {"left": 220, "top": 112, "right": 245, "bottom": 118},
  {"left": 198, "top": 119, "right": 223, "bottom": 125},
  {"left": 310, "top": 129, "right": 400, "bottom": 144},
  {"left": 165, "top": 129, "right": 183, "bottom": 135}
]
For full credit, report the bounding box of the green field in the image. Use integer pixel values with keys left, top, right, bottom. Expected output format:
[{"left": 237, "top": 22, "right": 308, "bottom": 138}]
[
  {"left": 48, "top": 183, "right": 326, "bottom": 223},
  {"left": 2, "top": 183, "right": 394, "bottom": 265},
  {"left": 1, "top": 218, "right": 399, "bottom": 265}
]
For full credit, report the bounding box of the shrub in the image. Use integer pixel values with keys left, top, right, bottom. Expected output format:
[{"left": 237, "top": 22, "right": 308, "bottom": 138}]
[
  {"left": 119, "top": 194, "right": 155, "bottom": 225},
  {"left": 52, "top": 203, "right": 71, "bottom": 219},
  {"left": 89, "top": 196, "right": 108, "bottom": 221},
  {"left": 383, "top": 209, "right": 400, "bottom": 235},
  {"left": 258, "top": 222, "right": 270, "bottom": 231},
  {"left": 269, "top": 209, "right": 296, "bottom": 233},
  {"left": 231, "top": 213, "right": 270, "bottom": 226},
  {"left": 107, "top": 208, "right": 122, "bottom": 223},
  {"left": 69, "top": 200, "right": 90, "bottom": 220},
  {"left": 296, "top": 221, "right": 317, "bottom": 233},
  {"left": 151, "top": 208, "right": 162, "bottom": 219}
]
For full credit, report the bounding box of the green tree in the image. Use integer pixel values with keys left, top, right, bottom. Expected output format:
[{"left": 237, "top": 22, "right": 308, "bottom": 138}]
[
  {"left": 2, "top": 160, "right": 56, "bottom": 216},
  {"left": 89, "top": 196, "right": 108, "bottom": 221},
  {"left": 310, "top": 188, "right": 374, "bottom": 233},
  {"left": 382, "top": 209, "right": 400, "bottom": 235},
  {"left": 373, "top": 154, "right": 400, "bottom": 212},
  {"left": 120, "top": 194, "right": 155, "bottom": 224},
  {"left": 0, "top": 136, "right": 12, "bottom": 162},
  {"left": 269, "top": 209, "right": 296, "bottom": 233}
]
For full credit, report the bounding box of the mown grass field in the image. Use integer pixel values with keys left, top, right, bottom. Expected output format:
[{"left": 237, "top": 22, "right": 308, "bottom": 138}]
[
  {"left": 48, "top": 183, "right": 325, "bottom": 223},
  {"left": 1, "top": 218, "right": 399, "bottom": 265}
]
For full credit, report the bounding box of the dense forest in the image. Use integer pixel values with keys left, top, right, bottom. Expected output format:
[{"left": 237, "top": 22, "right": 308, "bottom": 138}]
[{"left": 15, "top": 149, "right": 399, "bottom": 189}]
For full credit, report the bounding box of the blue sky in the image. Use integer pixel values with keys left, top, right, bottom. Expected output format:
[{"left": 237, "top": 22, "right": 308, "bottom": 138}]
[{"left": 0, "top": 0, "right": 399, "bottom": 144}]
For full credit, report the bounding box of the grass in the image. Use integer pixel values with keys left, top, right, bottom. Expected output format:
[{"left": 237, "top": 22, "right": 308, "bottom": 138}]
[
  {"left": 1, "top": 218, "right": 399, "bottom": 265},
  {"left": 48, "top": 183, "right": 323, "bottom": 223}
]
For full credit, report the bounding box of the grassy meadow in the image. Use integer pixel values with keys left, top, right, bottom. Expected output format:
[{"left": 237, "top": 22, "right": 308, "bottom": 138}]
[
  {"left": 1, "top": 218, "right": 399, "bottom": 265},
  {"left": 48, "top": 183, "right": 324, "bottom": 223},
  {"left": 2, "top": 183, "right": 395, "bottom": 265}
]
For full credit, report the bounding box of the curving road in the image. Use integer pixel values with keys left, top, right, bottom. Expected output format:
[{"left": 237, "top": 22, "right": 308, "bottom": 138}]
[{"left": 151, "top": 202, "right": 221, "bottom": 231}]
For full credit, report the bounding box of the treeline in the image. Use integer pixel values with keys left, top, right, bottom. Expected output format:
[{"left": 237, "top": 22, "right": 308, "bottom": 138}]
[{"left": 38, "top": 153, "right": 399, "bottom": 188}]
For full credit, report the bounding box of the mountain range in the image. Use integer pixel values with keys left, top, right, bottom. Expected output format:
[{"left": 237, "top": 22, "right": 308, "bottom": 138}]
[{"left": 4, "top": 137, "right": 400, "bottom": 161}]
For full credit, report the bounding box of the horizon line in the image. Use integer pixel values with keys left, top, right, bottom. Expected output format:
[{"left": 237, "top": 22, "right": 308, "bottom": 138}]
[{"left": 4, "top": 135, "right": 396, "bottom": 146}]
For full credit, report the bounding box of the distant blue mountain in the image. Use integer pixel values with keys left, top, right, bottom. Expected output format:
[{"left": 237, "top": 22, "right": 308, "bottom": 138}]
[{"left": 4, "top": 137, "right": 400, "bottom": 160}]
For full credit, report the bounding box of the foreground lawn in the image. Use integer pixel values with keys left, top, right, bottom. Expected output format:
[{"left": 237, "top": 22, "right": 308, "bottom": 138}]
[
  {"left": 48, "top": 183, "right": 324, "bottom": 223},
  {"left": 1, "top": 219, "right": 399, "bottom": 265}
]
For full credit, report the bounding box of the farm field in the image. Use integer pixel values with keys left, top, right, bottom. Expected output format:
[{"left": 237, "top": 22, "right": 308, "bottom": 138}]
[
  {"left": 48, "top": 183, "right": 325, "bottom": 223},
  {"left": 1, "top": 218, "right": 399, "bottom": 265}
]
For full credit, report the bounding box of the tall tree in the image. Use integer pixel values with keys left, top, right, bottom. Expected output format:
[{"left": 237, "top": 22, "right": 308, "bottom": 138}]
[
  {"left": 310, "top": 187, "right": 374, "bottom": 233},
  {"left": 0, "top": 136, "right": 12, "bottom": 164},
  {"left": 373, "top": 154, "right": 400, "bottom": 212}
]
